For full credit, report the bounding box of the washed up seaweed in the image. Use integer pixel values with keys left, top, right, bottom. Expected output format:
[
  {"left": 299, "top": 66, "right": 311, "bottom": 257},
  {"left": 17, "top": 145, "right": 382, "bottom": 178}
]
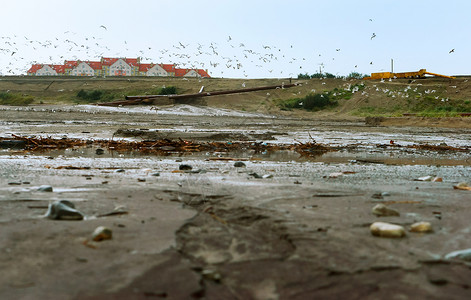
[{"left": 2, "top": 134, "right": 338, "bottom": 157}]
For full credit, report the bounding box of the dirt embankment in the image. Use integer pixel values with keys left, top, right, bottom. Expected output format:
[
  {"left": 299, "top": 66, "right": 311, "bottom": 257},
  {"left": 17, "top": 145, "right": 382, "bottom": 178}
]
[{"left": 2, "top": 76, "right": 471, "bottom": 126}]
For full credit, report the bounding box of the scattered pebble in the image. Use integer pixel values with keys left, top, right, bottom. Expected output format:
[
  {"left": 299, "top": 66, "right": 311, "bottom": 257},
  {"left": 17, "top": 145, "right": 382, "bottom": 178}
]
[
  {"left": 249, "top": 172, "right": 262, "bottom": 179},
  {"left": 137, "top": 178, "right": 146, "bottom": 182},
  {"left": 453, "top": 182, "right": 471, "bottom": 191},
  {"left": 95, "top": 148, "right": 105, "bottom": 155},
  {"left": 179, "top": 164, "right": 193, "bottom": 171},
  {"left": 370, "top": 222, "right": 405, "bottom": 238},
  {"left": 444, "top": 248, "right": 471, "bottom": 261},
  {"left": 415, "top": 175, "right": 434, "bottom": 181},
  {"left": 91, "top": 226, "right": 113, "bottom": 242},
  {"left": 415, "top": 176, "right": 442, "bottom": 182},
  {"left": 262, "top": 174, "right": 273, "bottom": 179},
  {"left": 151, "top": 172, "right": 160, "bottom": 176},
  {"left": 38, "top": 185, "right": 53, "bottom": 192},
  {"left": 8, "top": 182, "right": 22, "bottom": 185},
  {"left": 328, "top": 172, "right": 344, "bottom": 178},
  {"left": 45, "top": 200, "right": 84, "bottom": 220},
  {"left": 115, "top": 169, "right": 125, "bottom": 173},
  {"left": 175, "top": 158, "right": 183, "bottom": 162},
  {"left": 233, "top": 161, "right": 246, "bottom": 168},
  {"left": 371, "top": 204, "right": 400, "bottom": 217},
  {"left": 410, "top": 221, "right": 433, "bottom": 233}
]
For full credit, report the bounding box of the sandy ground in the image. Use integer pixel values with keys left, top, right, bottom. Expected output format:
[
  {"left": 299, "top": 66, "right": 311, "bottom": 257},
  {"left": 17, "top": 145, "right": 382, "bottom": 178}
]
[{"left": 1, "top": 104, "right": 471, "bottom": 299}]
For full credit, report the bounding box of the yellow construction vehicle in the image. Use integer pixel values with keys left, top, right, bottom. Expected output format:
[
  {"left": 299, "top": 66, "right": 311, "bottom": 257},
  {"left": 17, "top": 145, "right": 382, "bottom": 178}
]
[{"left": 363, "top": 69, "right": 455, "bottom": 80}]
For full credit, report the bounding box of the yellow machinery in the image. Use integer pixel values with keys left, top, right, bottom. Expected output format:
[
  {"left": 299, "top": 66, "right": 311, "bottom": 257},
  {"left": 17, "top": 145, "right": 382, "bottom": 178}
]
[{"left": 363, "top": 69, "right": 455, "bottom": 80}]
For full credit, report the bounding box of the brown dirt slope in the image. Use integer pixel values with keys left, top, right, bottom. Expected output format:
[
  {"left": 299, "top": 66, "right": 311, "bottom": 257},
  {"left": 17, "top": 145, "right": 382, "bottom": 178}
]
[{"left": 1, "top": 76, "right": 471, "bottom": 127}]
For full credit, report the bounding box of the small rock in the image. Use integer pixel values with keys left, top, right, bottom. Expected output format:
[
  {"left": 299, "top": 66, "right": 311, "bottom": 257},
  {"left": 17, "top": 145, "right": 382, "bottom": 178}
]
[
  {"left": 262, "top": 174, "right": 273, "bottom": 179},
  {"left": 137, "top": 178, "right": 146, "bottom": 182},
  {"left": 201, "top": 269, "right": 221, "bottom": 282},
  {"left": 95, "top": 148, "right": 105, "bottom": 155},
  {"left": 38, "top": 185, "right": 53, "bottom": 192},
  {"left": 444, "top": 248, "right": 471, "bottom": 261},
  {"left": 370, "top": 222, "right": 405, "bottom": 238},
  {"left": 371, "top": 193, "right": 383, "bottom": 199},
  {"left": 175, "top": 158, "right": 183, "bottom": 162},
  {"left": 415, "top": 176, "right": 441, "bottom": 182},
  {"left": 233, "top": 161, "right": 246, "bottom": 168},
  {"left": 8, "top": 182, "right": 22, "bottom": 185},
  {"left": 151, "top": 172, "right": 160, "bottom": 176},
  {"left": 115, "top": 169, "right": 125, "bottom": 173},
  {"left": 249, "top": 172, "right": 262, "bottom": 179},
  {"left": 179, "top": 164, "right": 193, "bottom": 171},
  {"left": 328, "top": 172, "right": 344, "bottom": 178},
  {"left": 453, "top": 182, "right": 471, "bottom": 191},
  {"left": 410, "top": 221, "right": 433, "bottom": 233},
  {"left": 371, "top": 204, "right": 400, "bottom": 217},
  {"left": 45, "top": 200, "right": 84, "bottom": 220},
  {"left": 91, "top": 226, "right": 112, "bottom": 242}
]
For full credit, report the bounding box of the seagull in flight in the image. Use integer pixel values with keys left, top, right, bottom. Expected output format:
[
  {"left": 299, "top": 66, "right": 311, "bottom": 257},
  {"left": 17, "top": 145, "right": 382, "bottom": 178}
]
[
  {"left": 449, "top": 48, "right": 455, "bottom": 53},
  {"left": 100, "top": 25, "right": 107, "bottom": 30},
  {"left": 371, "top": 33, "right": 376, "bottom": 40}
]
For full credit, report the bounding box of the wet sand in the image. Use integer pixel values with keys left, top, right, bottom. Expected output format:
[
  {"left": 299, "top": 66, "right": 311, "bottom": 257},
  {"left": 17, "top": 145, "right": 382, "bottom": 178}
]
[{"left": 1, "top": 104, "right": 471, "bottom": 299}]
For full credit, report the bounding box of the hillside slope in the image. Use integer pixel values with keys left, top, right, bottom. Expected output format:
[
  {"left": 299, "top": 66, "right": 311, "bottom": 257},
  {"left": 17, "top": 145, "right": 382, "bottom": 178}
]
[{"left": 1, "top": 76, "right": 471, "bottom": 127}]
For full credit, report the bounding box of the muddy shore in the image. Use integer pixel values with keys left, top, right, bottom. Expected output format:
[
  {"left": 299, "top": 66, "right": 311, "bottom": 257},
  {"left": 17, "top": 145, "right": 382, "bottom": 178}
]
[{"left": 1, "top": 104, "right": 471, "bottom": 299}]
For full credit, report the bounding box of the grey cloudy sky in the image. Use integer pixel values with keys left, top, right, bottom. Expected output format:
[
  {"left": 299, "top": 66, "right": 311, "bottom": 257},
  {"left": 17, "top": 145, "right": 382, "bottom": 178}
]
[{"left": 1, "top": 0, "right": 469, "bottom": 78}]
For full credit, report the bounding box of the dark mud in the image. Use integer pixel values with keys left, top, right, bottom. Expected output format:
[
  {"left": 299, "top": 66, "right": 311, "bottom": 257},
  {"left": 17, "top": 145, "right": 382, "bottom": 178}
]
[{"left": 1, "top": 104, "right": 471, "bottom": 299}]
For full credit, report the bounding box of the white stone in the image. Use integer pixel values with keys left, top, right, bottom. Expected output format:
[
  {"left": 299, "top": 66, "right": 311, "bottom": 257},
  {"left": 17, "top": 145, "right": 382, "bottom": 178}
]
[{"left": 370, "top": 222, "right": 405, "bottom": 238}]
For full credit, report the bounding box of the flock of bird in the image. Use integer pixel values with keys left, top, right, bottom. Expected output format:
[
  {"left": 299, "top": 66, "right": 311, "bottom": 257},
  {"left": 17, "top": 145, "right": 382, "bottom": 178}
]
[{"left": 0, "top": 21, "right": 456, "bottom": 78}]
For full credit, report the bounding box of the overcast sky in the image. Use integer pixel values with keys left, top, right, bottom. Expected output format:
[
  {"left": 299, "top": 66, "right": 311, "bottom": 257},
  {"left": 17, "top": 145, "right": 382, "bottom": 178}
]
[{"left": 1, "top": 0, "right": 469, "bottom": 78}]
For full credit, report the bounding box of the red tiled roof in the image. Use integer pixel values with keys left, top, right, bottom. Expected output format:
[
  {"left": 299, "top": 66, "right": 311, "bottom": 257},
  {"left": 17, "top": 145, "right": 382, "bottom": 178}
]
[
  {"left": 27, "top": 64, "right": 42, "bottom": 74},
  {"left": 51, "top": 65, "right": 65, "bottom": 74},
  {"left": 173, "top": 68, "right": 211, "bottom": 78},
  {"left": 125, "top": 58, "right": 139, "bottom": 67},
  {"left": 101, "top": 57, "right": 119, "bottom": 66},
  {"left": 64, "top": 60, "right": 78, "bottom": 68},
  {"left": 139, "top": 63, "right": 153, "bottom": 72},
  {"left": 87, "top": 61, "right": 102, "bottom": 70},
  {"left": 174, "top": 69, "right": 188, "bottom": 77},
  {"left": 197, "top": 69, "right": 211, "bottom": 78},
  {"left": 160, "top": 64, "right": 175, "bottom": 72}
]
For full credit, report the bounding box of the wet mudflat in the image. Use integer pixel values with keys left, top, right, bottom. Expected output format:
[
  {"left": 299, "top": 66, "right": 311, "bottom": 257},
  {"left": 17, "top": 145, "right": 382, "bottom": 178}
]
[{"left": 1, "top": 104, "right": 471, "bottom": 299}]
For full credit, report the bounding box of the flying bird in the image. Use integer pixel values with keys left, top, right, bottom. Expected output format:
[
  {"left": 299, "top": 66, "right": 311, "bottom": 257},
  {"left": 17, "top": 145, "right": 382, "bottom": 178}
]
[
  {"left": 449, "top": 48, "right": 455, "bottom": 53},
  {"left": 371, "top": 33, "right": 376, "bottom": 40},
  {"left": 100, "top": 25, "right": 107, "bottom": 30}
]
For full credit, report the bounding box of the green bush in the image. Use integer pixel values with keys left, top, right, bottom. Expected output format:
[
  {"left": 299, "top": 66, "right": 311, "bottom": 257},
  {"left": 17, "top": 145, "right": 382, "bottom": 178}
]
[
  {"left": 0, "top": 92, "right": 34, "bottom": 105},
  {"left": 76, "top": 89, "right": 115, "bottom": 103},
  {"left": 278, "top": 92, "right": 337, "bottom": 111},
  {"left": 347, "top": 72, "right": 368, "bottom": 79},
  {"left": 159, "top": 86, "right": 177, "bottom": 95},
  {"left": 297, "top": 73, "right": 311, "bottom": 79}
]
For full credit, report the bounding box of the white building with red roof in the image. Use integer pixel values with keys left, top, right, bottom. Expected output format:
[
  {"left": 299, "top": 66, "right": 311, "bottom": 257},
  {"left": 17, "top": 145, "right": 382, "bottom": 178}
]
[
  {"left": 139, "top": 63, "right": 168, "bottom": 76},
  {"left": 27, "top": 57, "right": 210, "bottom": 78},
  {"left": 28, "top": 64, "right": 65, "bottom": 76}
]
